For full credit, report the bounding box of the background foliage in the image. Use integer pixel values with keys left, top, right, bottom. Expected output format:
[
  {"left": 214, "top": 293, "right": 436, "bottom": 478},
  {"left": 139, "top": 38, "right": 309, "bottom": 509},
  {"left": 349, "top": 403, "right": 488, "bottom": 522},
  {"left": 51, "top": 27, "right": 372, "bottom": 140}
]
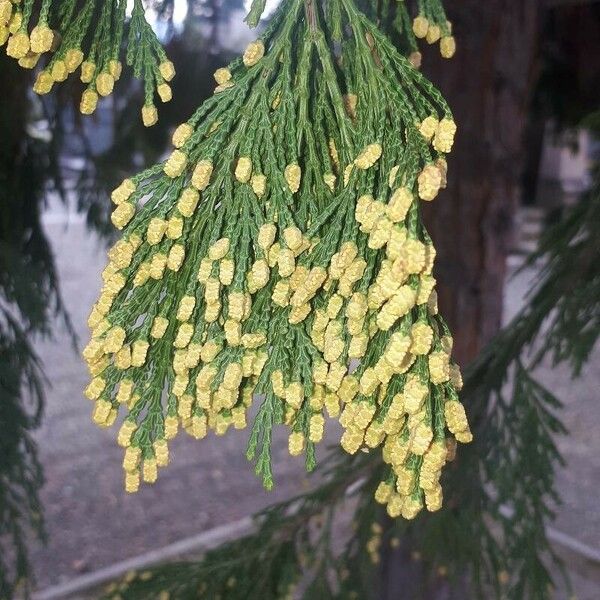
[{"left": 0, "top": 55, "right": 74, "bottom": 598}]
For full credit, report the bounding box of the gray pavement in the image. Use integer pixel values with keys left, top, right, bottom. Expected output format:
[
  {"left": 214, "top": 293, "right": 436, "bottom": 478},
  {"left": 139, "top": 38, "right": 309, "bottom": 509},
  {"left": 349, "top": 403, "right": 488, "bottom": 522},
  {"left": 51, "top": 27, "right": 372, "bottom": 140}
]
[{"left": 504, "top": 265, "right": 600, "bottom": 556}]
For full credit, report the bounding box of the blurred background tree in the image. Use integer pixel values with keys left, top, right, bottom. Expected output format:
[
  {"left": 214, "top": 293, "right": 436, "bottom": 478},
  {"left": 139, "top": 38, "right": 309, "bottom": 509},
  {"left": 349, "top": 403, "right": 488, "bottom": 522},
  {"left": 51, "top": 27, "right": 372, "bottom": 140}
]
[{"left": 0, "top": 54, "right": 71, "bottom": 598}]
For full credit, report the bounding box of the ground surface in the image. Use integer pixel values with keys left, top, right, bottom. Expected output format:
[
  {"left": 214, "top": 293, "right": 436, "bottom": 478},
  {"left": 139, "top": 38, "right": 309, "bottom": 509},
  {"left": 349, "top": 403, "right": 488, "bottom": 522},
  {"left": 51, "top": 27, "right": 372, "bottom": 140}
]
[
  {"left": 29, "top": 209, "right": 599, "bottom": 598},
  {"left": 505, "top": 264, "right": 600, "bottom": 557}
]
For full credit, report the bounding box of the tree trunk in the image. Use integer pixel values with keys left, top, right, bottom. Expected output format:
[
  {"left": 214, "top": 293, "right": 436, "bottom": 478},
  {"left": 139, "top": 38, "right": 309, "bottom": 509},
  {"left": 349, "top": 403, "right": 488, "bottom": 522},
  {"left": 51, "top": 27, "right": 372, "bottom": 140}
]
[
  {"left": 380, "top": 1, "right": 542, "bottom": 598},
  {"left": 422, "top": 0, "right": 542, "bottom": 365}
]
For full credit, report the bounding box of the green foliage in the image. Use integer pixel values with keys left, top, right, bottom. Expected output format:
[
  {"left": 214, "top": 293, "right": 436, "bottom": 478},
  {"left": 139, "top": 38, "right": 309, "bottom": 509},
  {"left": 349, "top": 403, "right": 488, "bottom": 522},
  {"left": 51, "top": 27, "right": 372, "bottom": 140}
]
[
  {"left": 84, "top": 0, "right": 464, "bottom": 511},
  {"left": 1, "top": 0, "right": 174, "bottom": 123},
  {"left": 0, "top": 57, "right": 73, "bottom": 599},
  {"left": 0, "top": 3, "right": 596, "bottom": 600},
  {"left": 102, "top": 126, "right": 600, "bottom": 600},
  {"left": 0, "top": 317, "right": 47, "bottom": 600}
]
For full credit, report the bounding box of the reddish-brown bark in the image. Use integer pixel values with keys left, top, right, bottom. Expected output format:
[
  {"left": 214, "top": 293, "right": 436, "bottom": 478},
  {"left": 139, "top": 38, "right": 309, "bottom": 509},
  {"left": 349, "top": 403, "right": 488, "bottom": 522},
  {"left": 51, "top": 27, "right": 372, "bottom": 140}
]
[{"left": 421, "top": 0, "right": 542, "bottom": 365}]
